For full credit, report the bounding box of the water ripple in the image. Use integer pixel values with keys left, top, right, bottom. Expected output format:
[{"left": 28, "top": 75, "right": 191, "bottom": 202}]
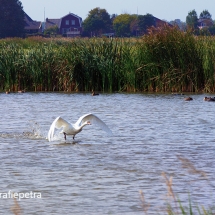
[{"left": 0, "top": 92, "right": 214, "bottom": 214}]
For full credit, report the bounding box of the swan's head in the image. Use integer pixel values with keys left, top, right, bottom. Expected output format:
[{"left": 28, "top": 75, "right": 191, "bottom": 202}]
[{"left": 87, "top": 121, "right": 91, "bottom": 125}]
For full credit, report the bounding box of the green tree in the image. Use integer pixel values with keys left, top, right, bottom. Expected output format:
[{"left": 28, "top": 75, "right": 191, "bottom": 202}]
[
  {"left": 208, "top": 24, "right": 215, "bottom": 35},
  {"left": 44, "top": 26, "right": 59, "bottom": 36},
  {"left": 130, "top": 18, "right": 139, "bottom": 36},
  {"left": 137, "top": 14, "right": 156, "bottom": 34},
  {"left": 170, "top": 19, "right": 187, "bottom": 31},
  {"left": 0, "top": 0, "right": 25, "bottom": 38},
  {"left": 186, "top": 10, "right": 198, "bottom": 30},
  {"left": 82, "top": 7, "right": 111, "bottom": 37},
  {"left": 199, "top": 10, "right": 212, "bottom": 19},
  {"left": 113, "top": 14, "right": 136, "bottom": 37}
]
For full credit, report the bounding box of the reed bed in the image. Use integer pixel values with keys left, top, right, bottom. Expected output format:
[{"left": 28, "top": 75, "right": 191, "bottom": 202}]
[{"left": 1, "top": 26, "right": 215, "bottom": 92}]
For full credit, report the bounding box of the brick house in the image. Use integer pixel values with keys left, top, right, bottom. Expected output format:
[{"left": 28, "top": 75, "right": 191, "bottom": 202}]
[
  {"left": 135, "top": 16, "right": 172, "bottom": 36},
  {"left": 198, "top": 18, "right": 213, "bottom": 29},
  {"left": 45, "top": 13, "right": 82, "bottom": 37}
]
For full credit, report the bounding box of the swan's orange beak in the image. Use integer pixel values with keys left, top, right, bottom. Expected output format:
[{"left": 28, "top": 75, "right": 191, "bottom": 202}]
[{"left": 87, "top": 121, "right": 91, "bottom": 125}]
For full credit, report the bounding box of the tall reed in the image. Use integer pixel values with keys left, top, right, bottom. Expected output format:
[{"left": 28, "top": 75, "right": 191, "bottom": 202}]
[
  {"left": 139, "top": 26, "right": 204, "bottom": 92},
  {"left": 1, "top": 30, "right": 215, "bottom": 93}
]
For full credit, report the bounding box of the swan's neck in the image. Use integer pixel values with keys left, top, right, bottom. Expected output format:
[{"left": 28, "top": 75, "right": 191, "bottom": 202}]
[{"left": 78, "top": 122, "right": 90, "bottom": 131}]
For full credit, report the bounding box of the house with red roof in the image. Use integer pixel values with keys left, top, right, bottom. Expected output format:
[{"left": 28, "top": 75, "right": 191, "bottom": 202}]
[{"left": 198, "top": 18, "right": 213, "bottom": 30}]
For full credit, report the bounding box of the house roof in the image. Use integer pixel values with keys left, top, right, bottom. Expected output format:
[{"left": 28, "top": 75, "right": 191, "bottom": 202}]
[
  {"left": 24, "top": 12, "right": 41, "bottom": 30},
  {"left": 61, "top": 13, "right": 82, "bottom": 26},
  {"left": 198, "top": 18, "right": 213, "bottom": 24},
  {"left": 45, "top": 18, "right": 61, "bottom": 29},
  {"left": 154, "top": 17, "right": 172, "bottom": 27},
  {"left": 61, "top": 13, "right": 82, "bottom": 20}
]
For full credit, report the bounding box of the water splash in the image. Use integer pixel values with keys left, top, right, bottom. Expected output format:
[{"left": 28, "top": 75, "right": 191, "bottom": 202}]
[
  {"left": 26, "top": 121, "right": 45, "bottom": 139},
  {"left": 0, "top": 121, "right": 45, "bottom": 140}
]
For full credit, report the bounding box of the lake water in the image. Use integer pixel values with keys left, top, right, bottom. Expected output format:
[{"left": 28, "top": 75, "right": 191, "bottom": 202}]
[{"left": 0, "top": 92, "right": 214, "bottom": 214}]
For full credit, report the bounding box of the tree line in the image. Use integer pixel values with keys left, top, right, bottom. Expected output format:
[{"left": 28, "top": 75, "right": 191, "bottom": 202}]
[
  {"left": 185, "top": 9, "right": 215, "bottom": 35},
  {"left": 81, "top": 8, "right": 156, "bottom": 37},
  {"left": 82, "top": 8, "right": 215, "bottom": 37},
  {"left": 0, "top": 0, "right": 215, "bottom": 38}
]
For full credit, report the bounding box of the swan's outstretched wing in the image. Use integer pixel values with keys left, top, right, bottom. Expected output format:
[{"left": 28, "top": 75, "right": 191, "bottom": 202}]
[
  {"left": 48, "top": 116, "right": 70, "bottom": 141},
  {"left": 75, "top": 113, "right": 112, "bottom": 135}
]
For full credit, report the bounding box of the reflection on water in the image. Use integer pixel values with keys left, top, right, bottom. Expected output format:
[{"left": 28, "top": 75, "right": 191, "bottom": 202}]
[{"left": 0, "top": 92, "right": 214, "bottom": 214}]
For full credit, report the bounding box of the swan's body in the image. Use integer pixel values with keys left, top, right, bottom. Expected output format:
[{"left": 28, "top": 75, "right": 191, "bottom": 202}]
[{"left": 48, "top": 113, "right": 112, "bottom": 141}]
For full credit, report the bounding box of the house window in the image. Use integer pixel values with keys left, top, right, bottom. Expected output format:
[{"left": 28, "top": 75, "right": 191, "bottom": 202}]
[
  {"left": 62, "top": 28, "right": 69, "bottom": 34},
  {"left": 72, "top": 20, "right": 75, "bottom": 25},
  {"left": 65, "top": 20, "right": 69, "bottom": 25}
]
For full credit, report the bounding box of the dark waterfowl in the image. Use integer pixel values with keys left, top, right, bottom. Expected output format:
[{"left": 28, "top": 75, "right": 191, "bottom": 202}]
[
  {"left": 184, "top": 97, "right": 193, "bottom": 101},
  {"left": 203, "top": 97, "right": 215, "bottom": 101},
  {"left": 92, "top": 90, "right": 99, "bottom": 96},
  {"left": 5, "top": 89, "right": 10, "bottom": 94}
]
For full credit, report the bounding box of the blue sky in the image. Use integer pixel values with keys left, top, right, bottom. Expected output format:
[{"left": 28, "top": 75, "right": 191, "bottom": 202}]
[{"left": 20, "top": 0, "right": 215, "bottom": 22}]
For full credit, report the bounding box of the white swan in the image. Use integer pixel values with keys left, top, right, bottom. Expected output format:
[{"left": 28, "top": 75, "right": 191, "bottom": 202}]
[{"left": 48, "top": 113, "right": 112, "bottom": 141}]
